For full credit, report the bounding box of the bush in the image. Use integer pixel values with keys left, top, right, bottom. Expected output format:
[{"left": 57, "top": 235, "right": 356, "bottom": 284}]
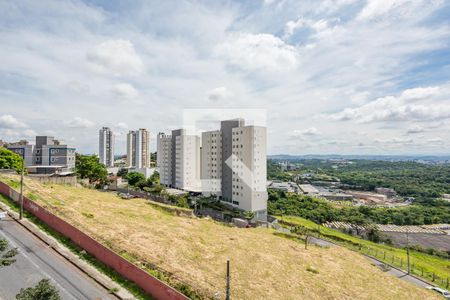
[
  {"left": 126, "top": 172, "right": 145, "bottom": 186},
  {"left": 16, "top": 279, "right": 61, "bottom": 300}
]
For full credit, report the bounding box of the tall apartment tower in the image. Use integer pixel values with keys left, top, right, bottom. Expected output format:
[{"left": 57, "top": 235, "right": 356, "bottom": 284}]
[
  {"left": 157, "top": 132, "right": 172, "bottom": 186},
  {"left": 156, "top": 129, "right": 200, "bottom": 191},
  {"left": 201, "top": 119, "right": 268, "bottom": 220},
  {"left": 126, "top": 128, "right": 150, "bottom": 168},
  {"left": 99, "top": 127, "right": 114, "bottom": 167}
]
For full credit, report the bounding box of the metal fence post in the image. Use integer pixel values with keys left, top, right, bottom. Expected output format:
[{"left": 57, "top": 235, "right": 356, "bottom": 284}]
[{"left": 226, "top": 260, "right": 230, "bottom": 300}]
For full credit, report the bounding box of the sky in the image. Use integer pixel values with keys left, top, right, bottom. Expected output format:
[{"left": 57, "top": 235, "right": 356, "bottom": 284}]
[{"left": 0, "top": 0, "right": 450, "bottom": 155}]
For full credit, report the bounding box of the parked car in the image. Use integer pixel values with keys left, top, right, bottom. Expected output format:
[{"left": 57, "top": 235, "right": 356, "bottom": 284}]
[{"left": 426, "top": 286, "right": 450, "bottom": 299}]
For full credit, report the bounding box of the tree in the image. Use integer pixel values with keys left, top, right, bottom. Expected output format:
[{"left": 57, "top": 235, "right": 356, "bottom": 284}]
[
  {"left": 242, "top": 211, "right": 255, "bottom": 222},
  {"left": 0, "top": 148, "right": 24, "bottom": 173},
  {"left": 0, "top": 238, "right": 19, "bottom": 267},
  {"left": 126, "top": 172, "right": 145, "bottom": 186},
  {"left": 292, "top": 225, "right": 311, "bottom": 249},
  {"left": 16, "top": 279, "right": 61, "bottom": 300},
  {"left": 149, "top": 171, "right": 160, "bottom": 184},
  {"left": 176, "top": 195, "right": 190, "bottom": 208},
  {"left": 117, "top": 168, "right": 128, "bottom": 178},
  {"left": 75, "top": 154, "right": 108, "bottom": 184}
]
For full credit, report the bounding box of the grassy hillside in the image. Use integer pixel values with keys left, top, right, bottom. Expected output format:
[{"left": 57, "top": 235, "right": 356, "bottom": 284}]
[
  {"left": 0, "top": 174, "right": 440, "bottom": 300},
  {"left": 278, "top": 215, "right": 450, "bottom": 288}
]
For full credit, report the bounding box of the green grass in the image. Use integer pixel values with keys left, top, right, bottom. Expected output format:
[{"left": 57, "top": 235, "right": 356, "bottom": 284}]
[
  {"left": 0, "top": 194, "right": 153, "bottom": 300},
  {"left": 7, "top": 179, "right": 20, "bottom": 189},
  {"left": 278, "top": 215, "right": 450, "bottom": 288}
]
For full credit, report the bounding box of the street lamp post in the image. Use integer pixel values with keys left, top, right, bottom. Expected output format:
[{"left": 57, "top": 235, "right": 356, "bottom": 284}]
[
  {"left": 225, "top": 259, "right": 231, "bottom": 300},
  {"left": 19, "top": 158, "right": 24, "bottom": 220},
  {"left": 406, "top": 228, "right": 410, "bottom": 274}
]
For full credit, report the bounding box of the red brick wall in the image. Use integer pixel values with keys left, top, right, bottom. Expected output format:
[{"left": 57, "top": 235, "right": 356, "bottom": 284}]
[{"left": 0, "top": 181, "right": 188, "bottom": 300}]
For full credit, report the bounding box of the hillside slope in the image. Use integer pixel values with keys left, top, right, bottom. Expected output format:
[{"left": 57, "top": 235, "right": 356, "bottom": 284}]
[{"left": 0, "top": 174, "right": 440, "bottom": 300}]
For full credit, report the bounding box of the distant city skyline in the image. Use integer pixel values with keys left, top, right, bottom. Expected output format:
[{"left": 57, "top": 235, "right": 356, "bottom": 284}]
[{"left": 1, "top": 1, "right": 450, "bottom": 155}]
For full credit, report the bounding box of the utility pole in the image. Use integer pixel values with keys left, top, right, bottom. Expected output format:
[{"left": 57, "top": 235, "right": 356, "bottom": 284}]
[
  {"left": 225, "top": 259, "right": 230, "bottom": 300},
  {"left": 406, "top": 228, "right": 410, "bottom": 274},
  {"left": 19, "top": 158, "right": 24, "bottom": 220}
]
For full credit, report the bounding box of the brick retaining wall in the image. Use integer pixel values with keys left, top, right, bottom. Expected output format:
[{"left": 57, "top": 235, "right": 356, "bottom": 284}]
[{"left": 0, "top": 181, "right": 188, "bottom": 300}]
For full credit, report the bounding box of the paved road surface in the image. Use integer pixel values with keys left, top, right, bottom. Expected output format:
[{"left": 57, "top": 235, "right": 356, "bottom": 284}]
[
  {"left": 365, "top": 256, "right": 431, "bottom": 289},
  {"left": 0, "top": 216, "right": 114, "bottom": 300}
]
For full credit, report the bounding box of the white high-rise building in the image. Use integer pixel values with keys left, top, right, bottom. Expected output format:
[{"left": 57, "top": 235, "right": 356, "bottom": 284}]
[
  {"left": 200, "top": 130, "right": 222, "bottom": 197},
  {"left": 99, "top": 127, "right": 114, "bottom": 167},
  {"left": 201, "top": 119, "right": 267, "bottom": 220},
  {"left": 157, "top": 132, "right": 172, "bottom": 186},
  {"left": 156, "top": 129, "right": 200, "bottom": 191},
  {"left": 126, "top": 128, "right": 150, "bottom": 168}
]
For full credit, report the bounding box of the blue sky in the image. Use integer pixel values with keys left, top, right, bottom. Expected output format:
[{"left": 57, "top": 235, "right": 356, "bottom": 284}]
[{"left": 0, "top": 0, "right": 449, "bottom": 155}]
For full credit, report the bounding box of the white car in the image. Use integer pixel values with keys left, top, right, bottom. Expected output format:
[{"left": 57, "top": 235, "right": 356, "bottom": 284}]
[{"left": 426, "top": 286, "right": 450, "bottom": 299}]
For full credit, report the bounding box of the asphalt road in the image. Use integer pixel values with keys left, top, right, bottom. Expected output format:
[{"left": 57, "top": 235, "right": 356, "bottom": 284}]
[
  {"left": 0, "top": 216, "right": 115, "bottom": 300},
  {"left": 365, "top": 256, "right": 431, "bottom": 289}
]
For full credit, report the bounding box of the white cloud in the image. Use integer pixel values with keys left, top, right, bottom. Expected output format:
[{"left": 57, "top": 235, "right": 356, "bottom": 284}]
[
  {"left": 115, "top": 122, "right": 128, "bottom": 130},
  {"left": 330, "top": 85, "right": 450, "bottom": 123},
  {"left": 112, "top": 83, "right": 139, "bottom": 99},
  {"left": 292, "top": 127, "right": 319, "bottom": 136},
  {"left": 23, "top": 129, "right": 37, "bottom": 137},
  {"left": 206, "top": 87, "right": 232, "bottom": 101},
  {"left": 86, "top": 39, "right": 143, "bottom": 76},
  {"left": 65, "top": 117, "right": 95, "bottom": 128},
  {"left": 0, "top": 115, "right": 27, "bottom": 128},
  {"left": 356, "top": 0, "right": 441, "bottom": 21},
  {"left": 215, "top": 33, "right": 298, "bottom": 71},
  {"left": 406, "top": 125, "right": 425, "bottom": 134}
]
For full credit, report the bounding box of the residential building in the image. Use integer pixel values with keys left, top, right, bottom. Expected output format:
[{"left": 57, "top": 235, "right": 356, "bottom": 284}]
[
  {"left": 126, "top": 128, "right": 150, "bottom": 168},
  {"left": 157, "top": 132, "right": 172, "bottom": 186},
  {"left": 201, "top": 119, "right": 268, "bottom": 220},
  {"left": 99, "top": 127, "right": 114, "bottom": 167},
  {"left": 200, "top": 130, "right": 222, "bottom": 196},
  {"left": 34, "top": 136, "right": 76, "bottom": 173},
  {"left": 6, "top": 136, "right": 75, "bottom": 174},
  {"left": 156, "top": 129, "right": 200, "bottom": 191},
  {"left": 5, "top": 140, "right": 34, "bottom": 166}
]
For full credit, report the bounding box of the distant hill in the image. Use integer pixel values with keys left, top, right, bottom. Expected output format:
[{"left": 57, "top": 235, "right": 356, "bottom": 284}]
[{"left": 269, "top": 154, "right": 450, "bottom": 163}]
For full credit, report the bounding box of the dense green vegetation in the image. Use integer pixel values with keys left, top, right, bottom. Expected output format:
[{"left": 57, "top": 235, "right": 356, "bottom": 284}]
[
  {"left": 268, "top": 189, "right": 450, "bottom": 225},
  {"left": 268, "top": 159, "right": 450, "bottom": 200},
  {"left": 267, "top": 159, "right": 450, "bottom": 225},
  {"left": 0, "top": 147, "right": 23, "bottom": 173},
  {"left": 126, "top": 171, "right": 164, "bottom": 194},
  {"left": 75, "top": 154, "right": 108, "bottom": 184}
]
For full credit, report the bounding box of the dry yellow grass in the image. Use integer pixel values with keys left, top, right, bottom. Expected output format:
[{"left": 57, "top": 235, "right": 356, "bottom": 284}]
[{"left": 0, "top": 174, "right": 440, "bottom": 300}]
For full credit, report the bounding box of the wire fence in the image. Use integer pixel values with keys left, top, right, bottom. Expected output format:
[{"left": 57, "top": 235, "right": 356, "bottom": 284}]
[
  {"left": 281, "top": 221, "right": 450, "bottom": 290},
  {"left": 361, "top": 246, "right": 449, "bottom": 288}
]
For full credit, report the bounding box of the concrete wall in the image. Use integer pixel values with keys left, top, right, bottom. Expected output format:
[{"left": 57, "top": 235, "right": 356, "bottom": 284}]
[
  {"left": 0, "top": 181, "right": 188, "bottom": 300},
  {"left": 28, "top": 176, "right": 78, "bottom": 186}
]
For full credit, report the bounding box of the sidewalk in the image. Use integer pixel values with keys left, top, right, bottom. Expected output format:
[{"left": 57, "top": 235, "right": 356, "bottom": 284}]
[{"left": 0, "top": 201, "right": 136, "bottom": 300}]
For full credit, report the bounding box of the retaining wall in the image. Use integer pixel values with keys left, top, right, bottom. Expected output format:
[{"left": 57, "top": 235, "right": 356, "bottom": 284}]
[{"left": 0, "top": 181, "right": 188, "bottom": 300}]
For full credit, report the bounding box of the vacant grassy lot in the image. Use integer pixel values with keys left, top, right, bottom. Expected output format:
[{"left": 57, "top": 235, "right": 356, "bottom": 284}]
[
  {"left": 278, "top": 215, "right": 450, "bottom": 287},
  {"left": 0, "top": 174, "right": 440, "bottom": 300}
]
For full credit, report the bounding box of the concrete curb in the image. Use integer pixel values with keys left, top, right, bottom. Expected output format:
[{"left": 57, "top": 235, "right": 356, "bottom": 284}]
[{"left": 0, "top": 201, "right": 136, "bottom": 300}]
